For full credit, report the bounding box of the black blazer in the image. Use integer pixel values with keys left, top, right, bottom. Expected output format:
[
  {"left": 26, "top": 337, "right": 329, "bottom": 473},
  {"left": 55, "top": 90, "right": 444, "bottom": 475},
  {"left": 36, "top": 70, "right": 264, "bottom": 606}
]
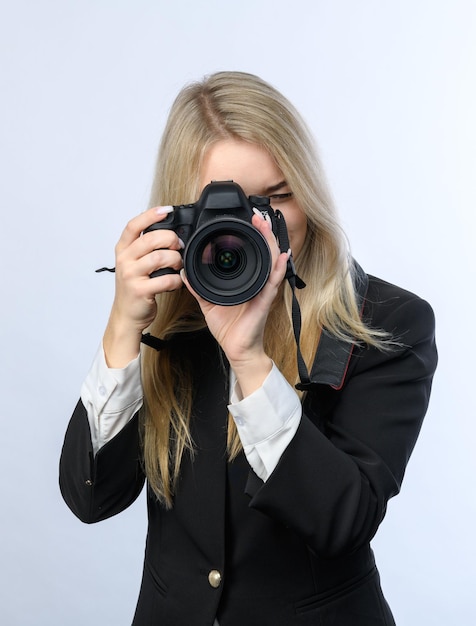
[{"left": 60, "top": 274, "right": 437, "bottom": 625}]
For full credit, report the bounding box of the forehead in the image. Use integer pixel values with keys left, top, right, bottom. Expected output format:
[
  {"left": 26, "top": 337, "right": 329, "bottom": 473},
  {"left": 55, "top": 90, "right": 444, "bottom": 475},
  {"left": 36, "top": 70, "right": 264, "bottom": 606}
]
[{"left": 199, "top": 139, "right": 284, "bottom": 195}]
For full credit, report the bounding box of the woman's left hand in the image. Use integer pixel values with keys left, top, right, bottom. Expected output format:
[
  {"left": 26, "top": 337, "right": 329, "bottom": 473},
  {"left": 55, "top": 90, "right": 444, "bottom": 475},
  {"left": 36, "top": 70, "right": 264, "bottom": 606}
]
[{"left": 181, "top": 214, "right": 290, "bottom": 397}]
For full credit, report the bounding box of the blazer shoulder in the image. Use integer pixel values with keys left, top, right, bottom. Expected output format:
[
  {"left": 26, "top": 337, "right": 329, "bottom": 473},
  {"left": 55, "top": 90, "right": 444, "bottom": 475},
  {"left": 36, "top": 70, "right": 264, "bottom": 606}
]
[
  {"left": 366, "top": 273, "right": 432, "bottom": 305},
  {"left": 364, "top": 274, "right": 436, "bottom": 343},
  {"left": 307, "top": 272, "right": 435, "bottom": 390}
]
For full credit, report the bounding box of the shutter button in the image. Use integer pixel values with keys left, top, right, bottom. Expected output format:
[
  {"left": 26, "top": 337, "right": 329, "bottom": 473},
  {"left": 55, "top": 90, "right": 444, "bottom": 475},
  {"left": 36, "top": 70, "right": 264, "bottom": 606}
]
[{"left": 208, "top": 570, "right": 222, "bottom": 588}]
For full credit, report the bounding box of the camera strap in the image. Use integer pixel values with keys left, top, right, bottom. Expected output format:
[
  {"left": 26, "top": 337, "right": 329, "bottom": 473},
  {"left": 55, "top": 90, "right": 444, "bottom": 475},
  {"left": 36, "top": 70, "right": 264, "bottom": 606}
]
[{"left": 274, "top": 210, "right": 310, "bottom": 390}]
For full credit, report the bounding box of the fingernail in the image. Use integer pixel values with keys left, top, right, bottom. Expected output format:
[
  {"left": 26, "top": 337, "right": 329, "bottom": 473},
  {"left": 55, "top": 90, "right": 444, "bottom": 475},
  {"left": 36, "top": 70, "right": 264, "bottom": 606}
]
[
  {"left": 155, "top": 205, "right": 174, "bottom": 215},
  {"left": 179, "top": 269, "right": 186, "bottom": 281},
  {"left": 252, "top": 208, "right": 265, "bottom": 220},
  {"left": 287, "top": 248, "right": 292, "bottom": 258},
  {"left": 178, "top": 237, "right": 185, "bottom": 249}
]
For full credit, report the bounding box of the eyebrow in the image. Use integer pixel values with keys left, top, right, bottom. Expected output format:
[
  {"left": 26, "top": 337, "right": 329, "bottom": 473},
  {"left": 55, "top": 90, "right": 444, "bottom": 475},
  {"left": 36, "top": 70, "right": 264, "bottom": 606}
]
[{"left": 264, "top": 180, "right": 288, "bottom": 195}]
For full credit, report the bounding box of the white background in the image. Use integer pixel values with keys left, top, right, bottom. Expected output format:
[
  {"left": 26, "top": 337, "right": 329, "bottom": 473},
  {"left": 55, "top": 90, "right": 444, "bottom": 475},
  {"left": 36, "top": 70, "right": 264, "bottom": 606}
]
[{"left": 1, "top": 1, "right": 475, "bottom": 624}]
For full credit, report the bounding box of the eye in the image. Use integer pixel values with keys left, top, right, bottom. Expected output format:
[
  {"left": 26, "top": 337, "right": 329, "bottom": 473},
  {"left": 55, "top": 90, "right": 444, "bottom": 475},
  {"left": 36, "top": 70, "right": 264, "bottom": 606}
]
[{"left": 268, "top": 192, "right": 294, "bottom": 203}]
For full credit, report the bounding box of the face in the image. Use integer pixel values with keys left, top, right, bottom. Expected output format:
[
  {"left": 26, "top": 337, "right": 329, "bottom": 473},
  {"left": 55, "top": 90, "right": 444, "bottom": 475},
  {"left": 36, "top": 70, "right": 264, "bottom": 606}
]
[{"left": 199, "top": 139, "right": 308, "bottom": 258}]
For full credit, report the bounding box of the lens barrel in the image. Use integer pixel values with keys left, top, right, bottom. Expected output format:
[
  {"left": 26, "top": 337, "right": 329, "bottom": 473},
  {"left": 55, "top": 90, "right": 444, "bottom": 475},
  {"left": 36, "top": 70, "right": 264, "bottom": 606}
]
[{"left": 184, "top": 218, "right": 271, "bottom": 305}]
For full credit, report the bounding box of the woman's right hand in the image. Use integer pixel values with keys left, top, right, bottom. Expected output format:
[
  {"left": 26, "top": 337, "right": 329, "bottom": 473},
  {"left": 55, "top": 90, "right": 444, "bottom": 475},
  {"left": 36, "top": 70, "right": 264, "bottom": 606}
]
[{"left": 103, "top": 206, "right": 184, "bottom": 367}]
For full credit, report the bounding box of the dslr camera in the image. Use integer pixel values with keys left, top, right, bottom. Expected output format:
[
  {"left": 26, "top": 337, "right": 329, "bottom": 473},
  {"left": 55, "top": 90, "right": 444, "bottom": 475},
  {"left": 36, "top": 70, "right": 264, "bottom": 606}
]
[{"left": 144, "top": 180, "right": 286, "bottom": 305}]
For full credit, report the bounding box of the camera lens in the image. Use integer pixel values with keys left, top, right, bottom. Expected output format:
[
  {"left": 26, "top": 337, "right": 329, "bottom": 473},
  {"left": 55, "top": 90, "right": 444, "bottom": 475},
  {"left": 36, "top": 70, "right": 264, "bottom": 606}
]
[
  {"left": 184, "top": 219, "right": 272, "bottom": 305},
  {"left": 202, "top": 234, "right": 245, "bottom": 277},
  {"left": 216, "top": 246, "right": 239, "bottom": 272}
]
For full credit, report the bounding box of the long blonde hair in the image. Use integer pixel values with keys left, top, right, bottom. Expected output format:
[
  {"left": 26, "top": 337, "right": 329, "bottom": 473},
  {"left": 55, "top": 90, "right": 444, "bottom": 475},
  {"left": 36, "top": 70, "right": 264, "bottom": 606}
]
[{"left": 141, "top": 71, "right": 384, "bottom": 506}]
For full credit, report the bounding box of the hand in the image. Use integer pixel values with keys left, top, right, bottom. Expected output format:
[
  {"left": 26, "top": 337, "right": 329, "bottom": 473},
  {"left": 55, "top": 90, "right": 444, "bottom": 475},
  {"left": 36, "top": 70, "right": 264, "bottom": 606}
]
[
  {"left": 181, "top": 214, "right": 290, "bottom": 396},
  {"left": 103, "top": 206, "right": 184, "bottom": 367}
]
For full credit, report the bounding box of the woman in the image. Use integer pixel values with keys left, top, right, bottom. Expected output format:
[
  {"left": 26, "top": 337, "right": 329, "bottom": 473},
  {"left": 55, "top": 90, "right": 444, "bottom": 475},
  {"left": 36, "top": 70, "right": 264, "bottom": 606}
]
[{"left": 60, "top": 71, "right": 437, "bottom": 625}]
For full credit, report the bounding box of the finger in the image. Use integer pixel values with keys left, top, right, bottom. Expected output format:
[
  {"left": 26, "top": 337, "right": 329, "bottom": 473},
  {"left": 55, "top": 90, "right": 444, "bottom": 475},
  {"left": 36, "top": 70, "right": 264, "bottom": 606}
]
[
  {"left": 116, "top": 206, "right": 174, "bottom": 252},
  {"left": 116, "top": 227, "right": 183, "bottom": 277},
  {"left": 179, "top": 268, "right": 212, "bottom": 311},
  {"left": 251, "top": 213, "right": 280, "bottom": 261},
  {"left": 114, "top": 248, "right": 183, "bottom": 289},
  {"left": 115, "top": 252, "right": 184, "bottom": 300},
  {"left": 138, "top": 248, "right": 184, "bottom": 277},
  {"left": 135, "top": 227, "right": 184, "bottom": 257},
  {"left": 148, "top": 272, "right": 184, "bottom": 294},
  {"left": 270, "top": 250, "right": 290, "bottom": 286},
  {"left": 180, "top": 268, "right": 199, "bottom": 299}
]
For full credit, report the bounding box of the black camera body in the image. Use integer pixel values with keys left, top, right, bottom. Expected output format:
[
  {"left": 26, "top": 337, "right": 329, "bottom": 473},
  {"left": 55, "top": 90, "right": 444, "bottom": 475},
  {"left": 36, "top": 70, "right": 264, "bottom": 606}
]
[{"left": 144, "top": 181, "right": 280, "bottom": 305}]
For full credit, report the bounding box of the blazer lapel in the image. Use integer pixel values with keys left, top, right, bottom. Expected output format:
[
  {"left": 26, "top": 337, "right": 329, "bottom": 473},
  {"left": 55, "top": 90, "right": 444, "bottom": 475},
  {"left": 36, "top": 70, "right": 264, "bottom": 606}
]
[{"left": 308, "top": 261, "right": 369, "bottom": 390}]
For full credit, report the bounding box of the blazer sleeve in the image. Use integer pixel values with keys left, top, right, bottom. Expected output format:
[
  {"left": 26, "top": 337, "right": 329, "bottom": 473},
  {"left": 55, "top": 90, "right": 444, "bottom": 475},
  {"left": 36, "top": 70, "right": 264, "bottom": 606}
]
[
  {"left": 245, "top": 292, "right": 437, "bottom": 558},
  {"left": 59, "top": 399, "right": 145, "bottom": 523}
]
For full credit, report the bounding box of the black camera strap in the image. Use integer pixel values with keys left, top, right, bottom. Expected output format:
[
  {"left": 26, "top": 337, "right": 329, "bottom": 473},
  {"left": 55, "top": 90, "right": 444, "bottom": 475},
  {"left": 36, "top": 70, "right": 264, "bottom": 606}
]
[{"left": 274, "top": 210, "right": 310, "bottom": 389}]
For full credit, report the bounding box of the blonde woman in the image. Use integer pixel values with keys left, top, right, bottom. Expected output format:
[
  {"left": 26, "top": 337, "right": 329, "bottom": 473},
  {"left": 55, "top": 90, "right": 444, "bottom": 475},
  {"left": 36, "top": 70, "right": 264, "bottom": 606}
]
[{"left": 60, "top": 72, "right": 437, "bottom": 625}]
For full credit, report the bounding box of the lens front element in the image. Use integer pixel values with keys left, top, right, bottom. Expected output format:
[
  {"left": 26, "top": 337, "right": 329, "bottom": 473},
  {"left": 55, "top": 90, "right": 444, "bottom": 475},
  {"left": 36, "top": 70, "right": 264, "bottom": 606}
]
[{"left": 184, "top": 219, "right": 272, "bottom": 305}]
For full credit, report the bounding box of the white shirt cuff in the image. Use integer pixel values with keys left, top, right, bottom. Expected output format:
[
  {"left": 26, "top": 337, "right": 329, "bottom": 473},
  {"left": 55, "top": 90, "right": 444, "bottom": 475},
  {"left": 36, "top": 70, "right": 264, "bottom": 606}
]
[
  {"left": 228, "top": 363, "right": 301, "bottom": 481},
  {"left": 81, "top": 343, "right": 143, "bottom": 453}
]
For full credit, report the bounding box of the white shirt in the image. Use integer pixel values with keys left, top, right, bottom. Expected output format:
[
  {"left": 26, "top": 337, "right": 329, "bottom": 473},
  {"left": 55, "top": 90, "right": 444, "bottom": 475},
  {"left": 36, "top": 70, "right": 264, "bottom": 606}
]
[{"left": 82, "top": 344, "right": 302, "bottom": 481}]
